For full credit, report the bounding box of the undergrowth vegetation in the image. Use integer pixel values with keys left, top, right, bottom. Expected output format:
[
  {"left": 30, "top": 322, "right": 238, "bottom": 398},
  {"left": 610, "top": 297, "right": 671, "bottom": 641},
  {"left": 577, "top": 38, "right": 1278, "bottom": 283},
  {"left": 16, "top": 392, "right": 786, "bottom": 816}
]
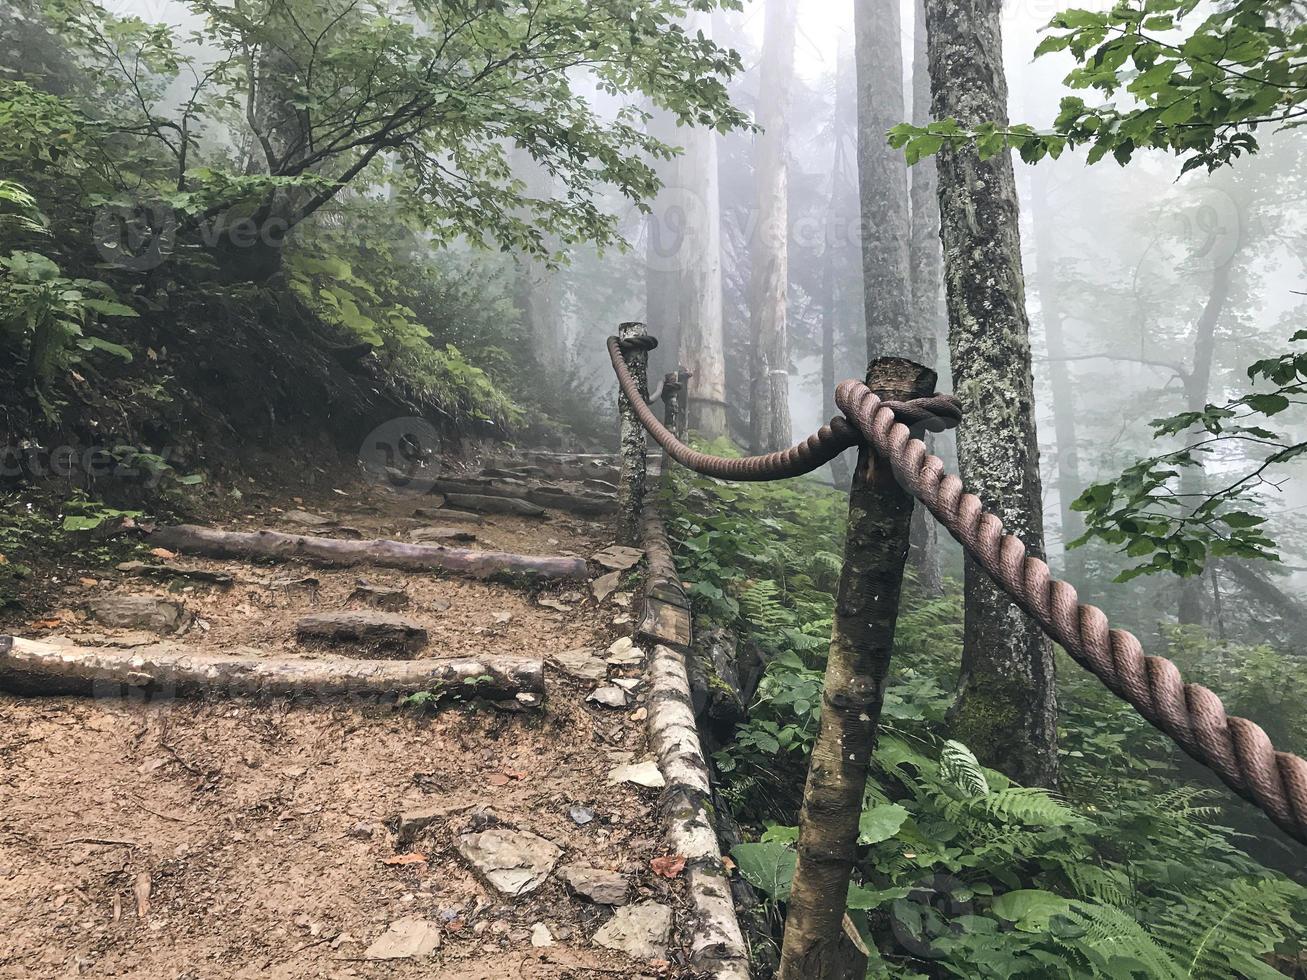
[{"left": 660, "top": 460, "right": 1307, "bottom": 978}]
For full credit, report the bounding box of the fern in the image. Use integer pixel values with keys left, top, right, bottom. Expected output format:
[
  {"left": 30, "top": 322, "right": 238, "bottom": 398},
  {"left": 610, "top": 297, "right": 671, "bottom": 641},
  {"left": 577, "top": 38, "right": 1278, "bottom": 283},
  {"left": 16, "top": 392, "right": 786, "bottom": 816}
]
[
  {"left": 939, "top": 739, "right": 991, "bottom": 797},
  {"left": 738, "top": 579, "right": 795, "bottom": 633}
]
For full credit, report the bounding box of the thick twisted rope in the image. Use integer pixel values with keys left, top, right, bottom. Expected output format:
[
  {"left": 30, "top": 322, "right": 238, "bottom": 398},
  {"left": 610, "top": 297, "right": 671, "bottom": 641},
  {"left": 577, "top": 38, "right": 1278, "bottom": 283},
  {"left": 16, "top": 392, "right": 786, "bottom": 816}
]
[{"left": 609, "top": 337, "right": 1307, "bottom": 845}]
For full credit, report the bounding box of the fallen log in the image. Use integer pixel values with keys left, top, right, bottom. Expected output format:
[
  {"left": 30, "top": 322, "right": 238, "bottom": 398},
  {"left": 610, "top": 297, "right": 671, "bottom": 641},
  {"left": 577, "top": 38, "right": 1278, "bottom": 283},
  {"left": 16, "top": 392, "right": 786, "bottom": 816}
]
[
  {"left": 527, "top": 487, "right": 617, "bottom": 516},
  {"left": 148, "top": 525, "right": 584, "bottom": 582},
  {"left": 0, "top": 636, "right": 544, "bottom": 705},
  {"left": 441, "top": 494, "right": 548, "bottom": 518}
]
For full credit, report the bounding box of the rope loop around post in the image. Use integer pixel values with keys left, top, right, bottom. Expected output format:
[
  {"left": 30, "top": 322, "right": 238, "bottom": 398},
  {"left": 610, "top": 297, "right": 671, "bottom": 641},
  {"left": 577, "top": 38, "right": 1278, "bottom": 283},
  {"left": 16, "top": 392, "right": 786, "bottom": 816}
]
[{"left": 607, "top": 334, "right": 1307, "bottom": 846}]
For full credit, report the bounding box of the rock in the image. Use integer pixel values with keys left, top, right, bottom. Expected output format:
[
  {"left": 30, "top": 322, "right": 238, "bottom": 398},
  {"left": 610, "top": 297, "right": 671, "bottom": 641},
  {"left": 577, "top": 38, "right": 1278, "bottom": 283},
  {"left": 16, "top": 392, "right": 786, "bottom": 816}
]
[
  {"left": 611, "top": 678, "right": 642, "bottom": 692},
  {"left": 283, "top": 509, "right": 332, "bottom": 527},
  {"left": 348, "top": 821, "right": 378, "bottom": 840},
  {"left": 587, "top": 686, "right": 630, "bottom": 709},
  {"left": 295, "top": 612, "right": 428, "bottom": 655},
  {"left": 444, "top": 493, "right": 547, "bottom": 518},
  {"left": 409, "top": 526, "right": 478, "bottom": 544},
  {"left": 629, "top": 708, "right": 648, "bottom": 722},
  {"left": 364, "top": 918, "right": 442, "bottom": 960},
  {"left": 568, "top": 805, "right": 596, "bottom": 826},
  {"left": 590, "top": 545, "right": 645, "bottom": 572},
  {"left": 590, "top": 571, "right": 620, "bottom": 604},
  {"left": 457, "top": 829, "right": 561, "bottom": 898},
  {"left": 606, "top": 638, "right": 644, "bottom": 668},
  {"left": 606, "top": 760, "right": 664, "bottom": 789},
  {"left": 348, "top": 581, "right": 410, "bottom": 611},
  {"left": 116, "top": 562, "right": 234, "bottom": 586},
  {"left": 591, "top": 902, "right": 672, "bottom": 959},
  {"left": 558, "top": 866, "right": 630, "bottom": 906},
  {"left": 414, "top": 507, "right": 484, "bottom": 525},
  {"left": 530, "top": 923, "right": 553, "bottom": 948},
  {"left": 552, "top": 649, "right": 607, "bottom": 683},
  {"left": 87, "top": 595, "right": 190, "bottom": 634},
  {"left": 537, "top": 598, "right": 572, "bottom": 613}
]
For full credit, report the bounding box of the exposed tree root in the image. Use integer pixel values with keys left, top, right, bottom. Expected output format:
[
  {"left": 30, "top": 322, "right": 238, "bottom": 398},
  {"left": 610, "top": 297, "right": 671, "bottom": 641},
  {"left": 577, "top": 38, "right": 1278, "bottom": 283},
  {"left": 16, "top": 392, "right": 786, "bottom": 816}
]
[
  {"left": 149, "top": 525, "right": 586, "bottom": 582},
  {"left": 0, "top": 635, "right": 544, "bottom": 706}
]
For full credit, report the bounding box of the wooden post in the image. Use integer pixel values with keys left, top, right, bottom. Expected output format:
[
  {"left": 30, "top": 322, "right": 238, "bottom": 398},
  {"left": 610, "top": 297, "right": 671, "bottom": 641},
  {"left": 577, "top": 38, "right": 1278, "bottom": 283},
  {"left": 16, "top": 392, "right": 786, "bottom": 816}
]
[
  {"left": 658, "top": 371, "right": 683, "bottom": 491},
  {"left": 777, "top": 358, "right": 936, "bottom": 980},
  {"left": 617, "top": 321, "right": 651, "bottom": 545},
  {"left": 676, "top": 366, "right": 692, "bottom": 441}
]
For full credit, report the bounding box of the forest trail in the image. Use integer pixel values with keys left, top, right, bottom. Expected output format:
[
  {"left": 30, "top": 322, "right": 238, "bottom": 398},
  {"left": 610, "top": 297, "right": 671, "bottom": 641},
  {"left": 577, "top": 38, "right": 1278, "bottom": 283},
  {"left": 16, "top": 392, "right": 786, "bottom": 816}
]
[{"left": 0, "top": 461, "right": 690, "bottom": 979}]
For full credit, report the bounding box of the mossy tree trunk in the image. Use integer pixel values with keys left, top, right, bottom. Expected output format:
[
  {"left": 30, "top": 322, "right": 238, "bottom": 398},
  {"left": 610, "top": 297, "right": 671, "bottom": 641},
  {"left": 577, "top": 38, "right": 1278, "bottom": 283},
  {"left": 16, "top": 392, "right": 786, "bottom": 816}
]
[
  {"left": 777, "top": 358, "right": 935, "bottom": 980},
  {"left": 924, "top": 0, "right": 1059, "bottom": 788}
]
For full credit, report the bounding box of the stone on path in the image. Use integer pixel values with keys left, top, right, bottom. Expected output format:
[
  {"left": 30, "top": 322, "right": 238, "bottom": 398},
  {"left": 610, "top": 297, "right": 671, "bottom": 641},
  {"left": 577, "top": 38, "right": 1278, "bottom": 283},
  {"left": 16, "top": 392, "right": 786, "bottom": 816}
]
[
  {"left": 282, "top": 509, "right": 332, "bottom": 527},
  {"left": 364, "top": 918, "right": 442, "bottom": 960},
  {"left": 87, "top": 595, "right": 190, "bottom": 634},
  {"left": 590, "top": 571, "right": 620, "bottom": 604},
  {"left": 558, "top": 866, "right": 630, "bottom": 906},
  {"left": 408, "top": 526, "right": 478, "bottom": 544},
  {"left": 591, "top": 902, "right": 672, "bottom": 959},
  {"left": 295, "top": 612, "right": 428, "bottom": 654},
  {"left": 530, "top": 923, "right": 554, "bottom": 948},
  {"left": 606, "top": 760, "right": 664, "bottom": 789},
  {"left": 586, "top": 686, "right": 630, "bottom": 709},
  {"left": 551, "top": 649, "right": 607, "bottom": 683},
  {"left": 606, "top": 637, "right": 644, "bottom": 668},
  {"left": 348, "top": 581, "right": 409, "bottom": 611},
  {"left": 457, "top": 829, "right": 561, "bottom": 898},
  {"left": 590, "top": 545, "right": 644, "bottom": 572}
]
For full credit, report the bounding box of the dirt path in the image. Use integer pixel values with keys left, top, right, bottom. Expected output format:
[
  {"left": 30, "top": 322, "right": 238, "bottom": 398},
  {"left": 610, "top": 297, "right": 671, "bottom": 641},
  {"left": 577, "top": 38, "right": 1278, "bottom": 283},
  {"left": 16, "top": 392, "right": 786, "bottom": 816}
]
[{"left": 0, "top": 472, "right": 689, "bottom": 978}]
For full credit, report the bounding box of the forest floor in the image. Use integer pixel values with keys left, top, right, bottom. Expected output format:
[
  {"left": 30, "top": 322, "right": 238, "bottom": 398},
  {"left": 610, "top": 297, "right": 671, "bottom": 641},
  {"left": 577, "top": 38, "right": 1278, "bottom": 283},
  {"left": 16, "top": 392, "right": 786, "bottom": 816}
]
[{"left": 0, "top": 467, "right": 691, "bottom": 979}]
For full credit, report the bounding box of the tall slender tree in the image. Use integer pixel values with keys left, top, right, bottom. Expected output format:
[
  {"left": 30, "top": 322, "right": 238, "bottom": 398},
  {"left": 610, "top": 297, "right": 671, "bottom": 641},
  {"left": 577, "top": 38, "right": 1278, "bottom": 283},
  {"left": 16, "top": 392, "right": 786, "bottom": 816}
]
[
  {"left": 512, "top": 147, "right": 563, "bottom": 378},
  {"left": 677, "top": 11, "right": 729, "bottom": 439},
  {"left": 923, "top": 0, "right": 1058, "bottom": 787},
  {"left": 748, "top": 0, "right": 798, "bottom": 453},
  {"left": 907, "top": 0, "right": 946, "bottom": 594}
]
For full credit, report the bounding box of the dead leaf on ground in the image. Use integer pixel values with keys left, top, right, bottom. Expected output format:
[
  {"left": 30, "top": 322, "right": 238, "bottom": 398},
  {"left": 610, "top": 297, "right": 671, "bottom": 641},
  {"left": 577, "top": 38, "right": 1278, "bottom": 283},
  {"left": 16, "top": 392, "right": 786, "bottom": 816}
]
[
  {"left": 29, "top": 618, "right": 62, "bottom": 630},
  {"left": 650, "top": 854, "right": 687, "bottom": 879},
  {"left": 381, "top": 853, "right": 428, "bottom": 866},
  {"left": 487, "top": 774, "right": 510, "bottom": 786},
  {"left": 721, "top": 855, "right": 736, "bottom": 873},
  {"left": 149, "top": 548, "right": 176, "bottom": 561}
]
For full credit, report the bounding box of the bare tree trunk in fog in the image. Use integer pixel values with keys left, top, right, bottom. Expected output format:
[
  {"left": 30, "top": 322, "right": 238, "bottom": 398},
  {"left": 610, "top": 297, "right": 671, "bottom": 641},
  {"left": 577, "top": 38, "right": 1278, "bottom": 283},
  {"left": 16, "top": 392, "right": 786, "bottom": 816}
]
[
  {"left": 675, "top": 12, "right": 728, "bottom": 440},
  {"left": 821, "top": 229, "right": 852, "bottom": 489},
  {"left": 646, "top": 107, "right": 682, "bottom": 381},
  {"left": 1030, "top": 166, "right": 1085, "bottom": 588},
  {"left": 924, "top": 0, "right": 1059, "bottom": 788},
  {"left": 823, "top": 39, "right": 857, "bottom": 489},
  {"left": 1178, "top": 261, "right": 1233, "bottom": 625},
  {"left": 907, "top": 0, "right": 945, "bottom": 595},
  {"left": 748, "top": 0, "right": 798, "bottom": 453},
  {"left": 512, "top": 148, "right": 563, "bottom": 377}
]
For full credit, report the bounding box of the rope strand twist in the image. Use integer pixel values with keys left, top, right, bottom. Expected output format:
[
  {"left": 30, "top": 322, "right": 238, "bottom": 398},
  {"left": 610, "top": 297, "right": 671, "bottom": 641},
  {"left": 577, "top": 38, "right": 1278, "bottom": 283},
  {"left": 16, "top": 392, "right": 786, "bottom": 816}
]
[{"left": 608, "top": 336, "right": 1307, "bottom": 845}]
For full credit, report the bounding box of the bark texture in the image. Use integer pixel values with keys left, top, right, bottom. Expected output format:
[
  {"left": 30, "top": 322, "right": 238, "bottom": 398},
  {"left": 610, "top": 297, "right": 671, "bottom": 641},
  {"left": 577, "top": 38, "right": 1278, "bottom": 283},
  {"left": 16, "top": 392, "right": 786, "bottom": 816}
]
[
  {"left": 617, "top": 321, "right": 651, "bottom": 546},
  {"left": 907, "top": 0, "right": 946, "bottom": 595},
  {"left": 748, "top": 0, "right": 798, "bottom": 454},
  {"left": 778, "top": 359, "right": 932, "bottom": 980},
  {"left": 675, "top": 11, "right": 728, "bottom": 439},
  {"left": 148, "top": 525, "right": 587, "bottom": 582},
  {"left": 0, "top": 636, "right": 544, "bottom": 705},
  {"left": 924, "top": 0, "right": 1059, "bottom": 788}
]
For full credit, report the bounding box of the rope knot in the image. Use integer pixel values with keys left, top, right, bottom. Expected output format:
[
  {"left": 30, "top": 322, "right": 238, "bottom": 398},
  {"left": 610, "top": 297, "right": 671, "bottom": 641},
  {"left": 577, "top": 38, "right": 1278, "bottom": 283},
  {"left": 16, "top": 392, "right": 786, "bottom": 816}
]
[
  {"left": 880, "top": 393, "right": 964, "bottom": 433},
  {"left": 617, "top": 335, "right": 659, "bottom": 355}
]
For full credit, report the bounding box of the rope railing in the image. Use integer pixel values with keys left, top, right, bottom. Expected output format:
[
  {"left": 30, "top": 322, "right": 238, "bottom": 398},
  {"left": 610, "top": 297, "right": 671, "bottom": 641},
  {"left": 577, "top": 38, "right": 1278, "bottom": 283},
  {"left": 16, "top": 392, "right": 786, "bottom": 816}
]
[{"left": 608, "top": 336, "right": 1307, "bottom": 846}]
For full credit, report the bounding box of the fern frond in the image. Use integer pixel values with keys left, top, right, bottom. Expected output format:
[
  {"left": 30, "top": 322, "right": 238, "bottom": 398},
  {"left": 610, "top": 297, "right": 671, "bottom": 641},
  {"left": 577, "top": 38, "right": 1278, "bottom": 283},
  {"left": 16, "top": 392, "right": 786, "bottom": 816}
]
[{"left": 939, "top": 739, "right": 990, "bottom": 797}]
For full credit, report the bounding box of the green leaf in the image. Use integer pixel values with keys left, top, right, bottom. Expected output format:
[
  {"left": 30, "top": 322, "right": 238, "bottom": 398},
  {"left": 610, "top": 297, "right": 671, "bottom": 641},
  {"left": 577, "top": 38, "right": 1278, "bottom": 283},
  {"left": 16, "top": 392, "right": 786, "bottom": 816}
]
[
  {"left": 731, "top": 842, "right": 796, "bottom": 902},
  {"left": 857, "top": 803, "right": 910, "bottom": 845},
  {"left": 991, "top": 889, "right": 1075, "bottom": 932},
  {"left": 81, "top": 298, "right": 138, "bottom": 317}
]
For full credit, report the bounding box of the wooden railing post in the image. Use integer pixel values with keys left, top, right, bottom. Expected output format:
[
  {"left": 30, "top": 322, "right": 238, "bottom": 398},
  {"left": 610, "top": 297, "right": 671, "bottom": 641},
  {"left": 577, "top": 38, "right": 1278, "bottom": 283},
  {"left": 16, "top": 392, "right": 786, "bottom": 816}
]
[
  {"left": 617, "top": 321, "right": 651, "bottom": 545},
  {"left": 777, "top": 357, "right": 937, "bottom": 980}
]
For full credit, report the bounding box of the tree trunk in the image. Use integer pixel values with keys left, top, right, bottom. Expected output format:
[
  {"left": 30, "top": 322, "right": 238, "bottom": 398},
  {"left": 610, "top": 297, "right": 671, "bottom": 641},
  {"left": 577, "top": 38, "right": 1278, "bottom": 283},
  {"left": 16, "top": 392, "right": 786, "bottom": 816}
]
[
  {"left": 1178, "top": 261, "right": 1233, "bottom": 625},
  {"left": 676, "top": 11, "right": 728, "bottom": 439},
  {"left": 906, "top": 0, "right": 946, "bottom": 596},
  {"left": 617, "top": 321, "right": 651, "bottom": 546},
  {"left": 924, "top": 0, "right": 1058, "bottom": 788},
  {"left": 778, "top": 359, "right": 935, "bottom": 980},
  {"left": 820, "top": 224, "right": 852, "bottom": 489},
  {"left": 1029, "top": 166, "right": 1085, "bottom": 587},
  {"left": 646, "top": 106, "right": 683, "bottom": 385},
  {"left": 0, "top": 636, "right": 544, "bottom": 705},
  {"left": 147, "top": 525, "right": 587, "bottom": 583},
  {"left": 748, "top": 0, "right": 798, "bottom": 454},
  {"left": 513, "top": 148, "right": 564, "bottom": 379}
]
